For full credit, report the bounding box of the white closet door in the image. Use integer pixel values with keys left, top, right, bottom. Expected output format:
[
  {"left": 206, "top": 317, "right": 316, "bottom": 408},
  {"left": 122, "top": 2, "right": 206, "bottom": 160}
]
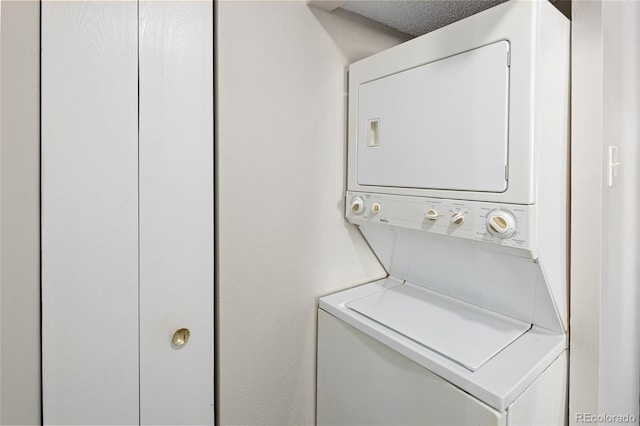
[
  {"left": 41, "top": 1, "right": 139, "bottom": 424},
  {"left": 139, "top": 1, "right": 214, "bottom": 424}
]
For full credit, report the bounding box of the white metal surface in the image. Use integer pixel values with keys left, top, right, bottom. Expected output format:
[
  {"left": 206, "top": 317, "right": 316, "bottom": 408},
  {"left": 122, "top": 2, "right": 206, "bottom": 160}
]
[
  {"left": 531, "top": 2, "right": 570, "bottom": 331},
  {"left": 41, "top": 2, "right": 139, "bottom": 423},
  {"left": 507, "top": 352, "right": 567, "bottom": 425},
  {"left": 347, "top": 283, "right": 530, "bottom": 371},
  {"left": 356, "top": 224, "right": 562, "bottom": 333},
  {"left": 357, "top": 40, "right": 509, "bottom": 192},
  {"left": 317, "top": 309, "right": 506, "bottom": 426},
  {"left": 344, "top": 0, "right": 570, "bottom": 331},
  {"left": 347, "top": 0, "right": 570, "bottom": 205},
  {"left": 319, "top": 278, "right": 566, "bottom": 411},
  {"left": 319, "top": 1, "right": 569, "bottom": 423},
  {"left": 346, "top": 191, "right": 534, "bottom": 254},
  {"left": 139, "top": 1, "right": 214, "bottom": 423}
]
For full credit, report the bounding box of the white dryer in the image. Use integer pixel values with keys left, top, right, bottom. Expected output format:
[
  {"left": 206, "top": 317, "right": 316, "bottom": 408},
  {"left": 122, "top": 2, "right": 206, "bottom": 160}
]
[{"left": 317, "top": 1, "right": 570, "bottom": 424}]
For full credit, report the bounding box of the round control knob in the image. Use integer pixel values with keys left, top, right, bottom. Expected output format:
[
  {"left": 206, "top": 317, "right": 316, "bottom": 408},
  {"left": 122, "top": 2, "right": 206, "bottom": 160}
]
[
  {"left": 451, "top": 212, "right": 465, "bottom": 226},
  {"left": 350, "top": 197, "right": 364, "bottom": 215},
  {"left": 425, "top": 209, "right": 439, "bottom": 221},
  {"left": 371, "top": 202, "right": 381, "bottom": 214},
  {"left": 486, "top": 210, "right": 516, "bottom": 238}
]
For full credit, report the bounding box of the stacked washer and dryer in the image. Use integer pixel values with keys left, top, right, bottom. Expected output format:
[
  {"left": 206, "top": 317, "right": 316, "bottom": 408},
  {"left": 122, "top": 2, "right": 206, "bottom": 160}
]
[{"left": 317, "top": 1, "right": 569, "bottom": 425}]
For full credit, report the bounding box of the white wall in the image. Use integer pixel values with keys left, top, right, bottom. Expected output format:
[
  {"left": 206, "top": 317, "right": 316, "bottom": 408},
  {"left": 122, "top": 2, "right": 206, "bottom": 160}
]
[
  {"left": 0, "top": 2, "right": 40, "bottom": 424},
  {"left": 598, "top": 0, "right": 639, "bottom": 419},
  {"left": 570, "top": 1, "right": 603, "bottom": 419},
  {"left": 570, "top": 1, "right": 640, "bottom": 423},
  {"left": 217, "top": 3, "right": 407, "bottom": 424}
]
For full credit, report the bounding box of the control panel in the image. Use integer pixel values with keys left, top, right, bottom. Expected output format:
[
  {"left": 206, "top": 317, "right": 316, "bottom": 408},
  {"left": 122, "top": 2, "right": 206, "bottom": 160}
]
[{"left": 346, "top": 191, "right": 533, "bottom": 250}]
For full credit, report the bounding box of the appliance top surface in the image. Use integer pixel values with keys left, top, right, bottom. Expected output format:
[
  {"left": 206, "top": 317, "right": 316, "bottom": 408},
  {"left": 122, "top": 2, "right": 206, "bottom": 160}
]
[
  {"left": 346, "top": 282, "right": 530, "bottom": 371},
  {"left": 319, "top": 277, "right": 566, "bottom": 411}
]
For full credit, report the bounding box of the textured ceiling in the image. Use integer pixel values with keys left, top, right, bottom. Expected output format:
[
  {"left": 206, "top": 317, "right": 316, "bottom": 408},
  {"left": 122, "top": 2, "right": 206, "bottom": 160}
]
[{"left": 340, "top": 1, "right": 509, "bottom": 36}]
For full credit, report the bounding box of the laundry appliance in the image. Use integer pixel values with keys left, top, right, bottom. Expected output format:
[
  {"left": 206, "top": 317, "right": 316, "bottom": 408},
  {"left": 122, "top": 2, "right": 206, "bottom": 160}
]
[{"left": 316, "top": 1, "right": 569, "bottom": 424}]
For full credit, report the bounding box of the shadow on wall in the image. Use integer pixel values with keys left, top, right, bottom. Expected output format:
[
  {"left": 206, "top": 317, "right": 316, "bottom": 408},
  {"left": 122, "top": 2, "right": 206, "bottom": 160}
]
[
  {"left": 308, "top": 5, "right": 412, "bottom": 282},
  {"left": 309, "top": 6, "right": 412, "bottom": 62}
]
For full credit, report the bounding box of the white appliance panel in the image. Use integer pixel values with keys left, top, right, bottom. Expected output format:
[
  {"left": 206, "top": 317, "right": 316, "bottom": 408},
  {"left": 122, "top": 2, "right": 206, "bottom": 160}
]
[
  {"left": 356, "top": 223, "right": 563, "bottom": 334},
  {"left": 507, "top": 352, "right": 567, "bottom": 425},
  {"left": 323, "top": 1, "right": 570, "bottom": 423},
  {"left": 319, "top": 278, "right": 567, "bottom": 411},
  {"left": 317, "top": 310, "right": 506, "bottom": 426},
  {"left": 346, "top": 283, "right": 531, "bottom": 371},
  {"left": 357, "top": 40, "right": 510, "bottom": 192},
  {"left": 346, "top": 191, "right": 534, "bottom": 254}
]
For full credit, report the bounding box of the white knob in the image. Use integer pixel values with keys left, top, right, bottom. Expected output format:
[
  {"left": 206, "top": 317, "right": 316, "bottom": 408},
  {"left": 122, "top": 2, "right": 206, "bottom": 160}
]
[
  {"left": 371, "top": 202, "right": 381, "bottom": 214},
  {"left": 350, "top": 197, "right": 364, "bottom": 215},
  {"left": 425, "top": 209, "right": 439, "bottom": 221},
  {"left": 486, "top": 210, "right": 516, "bottom": 238},
  {"left": 451, "top": 212, "right": 465, "bottom": 226}
]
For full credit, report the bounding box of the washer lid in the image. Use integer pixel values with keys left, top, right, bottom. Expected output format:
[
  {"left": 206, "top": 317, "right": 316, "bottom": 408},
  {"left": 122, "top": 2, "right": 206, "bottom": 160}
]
[{"left": 346, "top": 282, "right": 531, "bottom": 371}]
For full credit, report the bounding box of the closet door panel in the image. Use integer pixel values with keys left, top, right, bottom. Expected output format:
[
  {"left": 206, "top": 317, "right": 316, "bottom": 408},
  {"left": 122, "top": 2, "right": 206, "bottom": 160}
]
[
  {"left": 41, "top": 1, "right": 139, "bottom": 424},
  {"left": 139, "top": 1, "right": 214, "bottom": 424}
]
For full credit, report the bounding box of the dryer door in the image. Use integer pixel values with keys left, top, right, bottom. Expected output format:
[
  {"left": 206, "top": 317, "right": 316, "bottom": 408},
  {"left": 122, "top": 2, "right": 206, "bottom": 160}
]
[{"left": 357, "top": 40, "right": 510, "bottom": 193}]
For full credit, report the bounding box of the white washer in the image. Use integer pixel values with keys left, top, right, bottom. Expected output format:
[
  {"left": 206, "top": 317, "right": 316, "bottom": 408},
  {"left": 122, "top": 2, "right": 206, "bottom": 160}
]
[{"left": 317, "top": 1, "right": 570, "bottom": 424}]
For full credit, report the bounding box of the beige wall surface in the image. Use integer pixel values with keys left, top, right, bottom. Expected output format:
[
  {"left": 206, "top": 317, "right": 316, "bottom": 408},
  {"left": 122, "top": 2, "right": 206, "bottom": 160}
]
[
  {"left": 570, "top": 0, "right": 640, "bottom": 423},
  {"left": 216, "top": 3, "right": 407, "bottom": 424},
  {"left": 569, "top": 1, "right": 603, "bottom": 420},
  {"left": 0, "top": 1, "right": 41, "bottom": 425},
  {"left": 598, "top": 1, "right": 640, "bottom": 419}
]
